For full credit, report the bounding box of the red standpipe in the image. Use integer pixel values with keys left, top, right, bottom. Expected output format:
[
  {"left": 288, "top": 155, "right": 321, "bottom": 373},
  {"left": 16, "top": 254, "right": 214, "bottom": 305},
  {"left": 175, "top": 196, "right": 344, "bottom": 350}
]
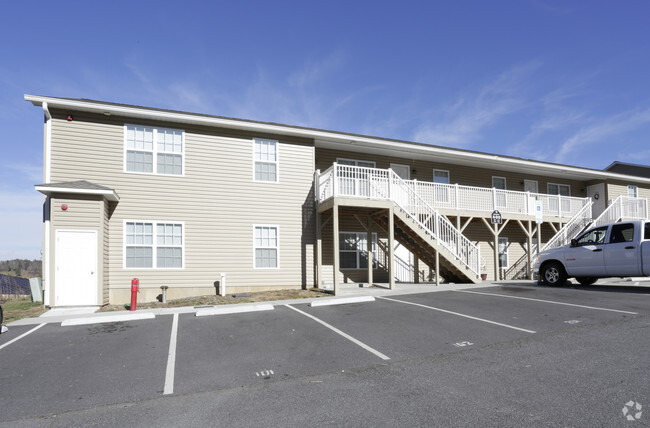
[{"left": 130, "top": 278, "right": 139, "bottom": 311}]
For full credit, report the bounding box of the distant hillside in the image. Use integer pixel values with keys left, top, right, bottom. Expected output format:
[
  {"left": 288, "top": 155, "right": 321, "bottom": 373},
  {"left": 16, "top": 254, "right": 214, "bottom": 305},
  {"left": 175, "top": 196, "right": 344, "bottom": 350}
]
[{"left": 0, "top": 259, "right": 42, "bottom": 278}]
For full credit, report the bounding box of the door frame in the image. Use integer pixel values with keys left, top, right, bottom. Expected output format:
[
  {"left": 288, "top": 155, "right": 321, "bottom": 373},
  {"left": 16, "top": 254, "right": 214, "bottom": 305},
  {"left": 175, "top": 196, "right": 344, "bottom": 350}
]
[{"left": 55, "top": 229, "right": 99, "bottom": 306}]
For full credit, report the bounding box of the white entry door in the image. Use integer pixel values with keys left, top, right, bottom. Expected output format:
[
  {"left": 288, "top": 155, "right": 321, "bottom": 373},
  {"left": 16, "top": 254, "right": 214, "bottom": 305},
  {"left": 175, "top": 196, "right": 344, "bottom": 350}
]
[{"left": 55, "top": 230, "right": 98, "bottom": 306}]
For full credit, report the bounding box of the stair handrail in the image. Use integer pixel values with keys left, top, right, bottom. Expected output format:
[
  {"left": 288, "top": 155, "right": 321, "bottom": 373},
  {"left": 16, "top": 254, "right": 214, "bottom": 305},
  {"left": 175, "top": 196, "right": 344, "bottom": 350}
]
[
  {"left": 590, "top": 195, "right": 648, "bottom": 229},
  {"left": 387, "top": 169, "right": 481, "bottom": 277},
  {"left": 541, "top": 200, "right": 593, "bottom": 251}
]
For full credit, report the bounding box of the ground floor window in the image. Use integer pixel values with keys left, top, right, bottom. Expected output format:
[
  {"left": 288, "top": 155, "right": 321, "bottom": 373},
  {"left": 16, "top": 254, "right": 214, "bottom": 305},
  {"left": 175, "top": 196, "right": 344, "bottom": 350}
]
[
  {"left": 340, "top": 232, "right": 378, "bottom": 269},
  {"left": 254, "top": 225, "right": 279, "bottom": 268},
  {"left": 125, "top": 221, "right": 183, "bottom": 268},
  {"left": 498, "top": 236, "right": 509, "bottom": 269}
]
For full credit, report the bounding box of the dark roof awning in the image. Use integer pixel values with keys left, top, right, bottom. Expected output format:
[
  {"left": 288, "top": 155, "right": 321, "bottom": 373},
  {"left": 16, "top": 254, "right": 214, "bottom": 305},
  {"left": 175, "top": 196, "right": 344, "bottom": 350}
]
[{"left": 35, "top": 180, "right": 120, "bottom": 202}]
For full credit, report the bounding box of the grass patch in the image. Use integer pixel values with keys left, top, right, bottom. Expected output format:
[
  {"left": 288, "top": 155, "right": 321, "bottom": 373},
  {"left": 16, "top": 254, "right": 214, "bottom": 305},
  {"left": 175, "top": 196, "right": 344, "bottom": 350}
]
[
  {"left": 99, "top": 288, "right": 330, "bottom": 312},
  {"left": 1, "top": 297, "right": 48, "bottom": 324}
]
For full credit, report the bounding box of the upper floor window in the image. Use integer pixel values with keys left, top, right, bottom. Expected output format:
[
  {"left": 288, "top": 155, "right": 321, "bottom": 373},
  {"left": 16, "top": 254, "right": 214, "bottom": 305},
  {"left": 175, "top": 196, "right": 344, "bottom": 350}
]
[
  {"left": 254, "top": 138, "right": 278, "bottom": 182},
  {"left": 547, "top": 183, "right": 570, "bottom": 196},
  {"left": 125, "top": 125, "right": 184, "bottom": 175},
  {"left": 628, "top": 185, "right": 639, "bottom": 198}
]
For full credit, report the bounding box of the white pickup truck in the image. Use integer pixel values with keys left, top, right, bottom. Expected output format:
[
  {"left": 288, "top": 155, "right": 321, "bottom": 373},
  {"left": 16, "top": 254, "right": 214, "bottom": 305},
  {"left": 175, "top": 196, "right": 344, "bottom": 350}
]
[{"left": 534, "top": 219, "right": 650, "bottom": 286}]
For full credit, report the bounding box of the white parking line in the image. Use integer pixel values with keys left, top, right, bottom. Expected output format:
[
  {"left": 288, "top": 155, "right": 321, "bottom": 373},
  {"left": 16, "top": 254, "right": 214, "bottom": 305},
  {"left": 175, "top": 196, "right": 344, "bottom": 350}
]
[
  {"left": 377, "top": 297, "right": 536, "bottom": 334},
  {"left": 284, "top": 304, "right": 390, "bottom": 360},
  {"left": 454, "top": 290, "right": 638, "bottom": 315},
  {"left": 0, "top": 323, "right": 46, "bottom": 351},
  {"left": 164, "top": 313, "right": 179, "bottom": 395}
]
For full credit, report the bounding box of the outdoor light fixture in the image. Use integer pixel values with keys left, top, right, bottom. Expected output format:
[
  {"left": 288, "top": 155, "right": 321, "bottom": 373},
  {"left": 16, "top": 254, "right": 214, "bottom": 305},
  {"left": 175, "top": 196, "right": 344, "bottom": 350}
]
[{"left": 66, "top": 115, "right": 73, "bottom": 121}]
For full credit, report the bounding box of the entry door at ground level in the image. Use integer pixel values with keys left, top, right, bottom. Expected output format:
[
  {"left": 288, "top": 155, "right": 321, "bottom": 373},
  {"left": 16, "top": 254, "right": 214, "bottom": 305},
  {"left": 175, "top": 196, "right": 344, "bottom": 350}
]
[{"left": 55, "top": 230, "right": 98, "bottom": 306}]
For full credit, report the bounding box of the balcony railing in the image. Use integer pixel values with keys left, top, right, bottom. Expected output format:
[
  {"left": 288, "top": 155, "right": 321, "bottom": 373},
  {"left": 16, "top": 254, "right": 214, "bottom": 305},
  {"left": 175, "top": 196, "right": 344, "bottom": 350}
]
[
  {"left": 315, "top": 163, "right": 481, "bottom": 277},
  {"left": 316, "top": 164, "right": 590, "bottom": 219}
]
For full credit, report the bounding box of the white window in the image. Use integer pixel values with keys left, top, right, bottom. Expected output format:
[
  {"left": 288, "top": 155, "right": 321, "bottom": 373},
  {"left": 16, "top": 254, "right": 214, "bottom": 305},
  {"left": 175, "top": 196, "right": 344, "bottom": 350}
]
[
  {"left": 492, "top": 176, "right": 507, "bottom": 208},
  {"left": 433, "top": 169, "right": 450, "bottom": 203},
  {"left": 548, "top": 182, "right": 571, "bottom": 213},
  {"left": 125, "top": 125, "right": 184, "bottom": 175},
  {"left": 628, "top": 185, "right": 639, "bottom": 198},
  {"left": 125, "top": 221, "right": 184, "bottom": 269},
  {"left": 254, "top": 226, "right": 279, "bottom": 268},
  {"left": 340, "top": 232, "right": 378, "bottom": 270},
  {"left": 254, "top": 139, "right": 278, "bottom": 182}
]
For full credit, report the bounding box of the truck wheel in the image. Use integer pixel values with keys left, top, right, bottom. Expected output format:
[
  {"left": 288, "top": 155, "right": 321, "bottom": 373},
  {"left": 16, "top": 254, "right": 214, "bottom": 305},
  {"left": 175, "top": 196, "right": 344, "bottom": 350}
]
[
  {"left": 541, "top": 262, "right": 567, "bottom": 286},
  {"left": 576, "top": 277, "right": 597, "bottom": 286}
]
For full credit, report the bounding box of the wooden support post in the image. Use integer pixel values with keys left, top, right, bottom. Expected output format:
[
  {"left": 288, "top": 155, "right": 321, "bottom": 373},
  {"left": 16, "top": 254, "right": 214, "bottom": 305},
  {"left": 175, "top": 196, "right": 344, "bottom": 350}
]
[
  {"left": 435, "top": 250, "right": 440, "bottom": 286},
  {"left": 333, "top": 204, "right": 340, "bottom": 295},
  {"left": 316, "top": 211, "right": 322, "bottom": 288},
  {"left": 414, "top": 257, "right": 420, "bottom": 283},
  {"left": 367, "top": 215, "right": 373, "bottom": 287}
]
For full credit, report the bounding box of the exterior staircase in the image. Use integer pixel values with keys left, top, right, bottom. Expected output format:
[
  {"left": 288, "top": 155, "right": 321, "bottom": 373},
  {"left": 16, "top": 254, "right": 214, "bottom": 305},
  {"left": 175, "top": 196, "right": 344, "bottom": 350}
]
[{"left": 317, "top": 164, "right": 482, "bottom": 284}]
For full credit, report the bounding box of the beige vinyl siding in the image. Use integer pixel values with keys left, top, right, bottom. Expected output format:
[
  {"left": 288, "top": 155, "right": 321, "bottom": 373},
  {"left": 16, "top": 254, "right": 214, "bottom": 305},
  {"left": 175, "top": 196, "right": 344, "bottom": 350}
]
[
  {"left": 49, "top": 195, "right": 104, "bottom": 304},
  {"left": 316, "top": 148, "right": 588, "bottom": 198},
  {"left": 48, "top": 110, "right": 315, "bottom": 303},
  {"left": 606, "top": 181, "right": 650, "bottom": 218}
]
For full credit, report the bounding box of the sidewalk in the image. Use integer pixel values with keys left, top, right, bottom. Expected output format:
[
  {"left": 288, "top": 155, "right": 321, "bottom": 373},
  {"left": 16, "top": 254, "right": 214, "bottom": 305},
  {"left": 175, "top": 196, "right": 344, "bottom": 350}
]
[{"left": 8, "top": 281, "right": 501, "bottom": 327}]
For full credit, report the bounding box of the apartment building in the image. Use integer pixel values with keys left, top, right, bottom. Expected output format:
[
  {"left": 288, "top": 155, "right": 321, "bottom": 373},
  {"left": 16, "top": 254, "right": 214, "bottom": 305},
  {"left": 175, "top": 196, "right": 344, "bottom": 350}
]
[{"left": 26, "top": 95, "right": 650, "bottom": 306}]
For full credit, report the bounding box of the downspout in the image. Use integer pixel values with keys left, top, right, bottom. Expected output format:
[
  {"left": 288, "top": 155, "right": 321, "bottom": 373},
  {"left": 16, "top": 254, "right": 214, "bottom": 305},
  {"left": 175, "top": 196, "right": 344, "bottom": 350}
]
[{"left": 42, "top": 102, "right": 52, "bottom": 307}]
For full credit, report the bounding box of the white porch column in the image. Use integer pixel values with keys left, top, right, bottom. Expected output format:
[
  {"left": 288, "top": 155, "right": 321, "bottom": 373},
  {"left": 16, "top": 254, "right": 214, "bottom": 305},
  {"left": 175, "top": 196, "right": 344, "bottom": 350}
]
[
  {"left": 388, "top": 207, "right": 395, "bottom": 290},
  {"left": 333, "top": 204, "right": 340, "bottom": 295}
]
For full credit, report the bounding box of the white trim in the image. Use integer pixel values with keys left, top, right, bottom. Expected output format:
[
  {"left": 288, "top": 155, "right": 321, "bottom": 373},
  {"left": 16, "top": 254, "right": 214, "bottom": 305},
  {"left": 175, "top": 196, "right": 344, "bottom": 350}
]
[
  {"left": 24, "top": 94, "right": 650, "bottom": 184},
  {"left": 339, "top": 231, "right": 378, "bottom": 270},
  {"left": 390, "top": 163, "right": 410, "bottom": 180},
  {"left": 252, "top": 138, "right": 280, "bottom": 183},
  {"left": 524, "top": 179, "right": 539, "bottom": 193},
  {"left": 42, "top": 102, "right": 51, "bottom": 307},
  {"left": 253, "top": 224, "right": 280, "bottom": 269},
  {"left": 123, "top": 124, "right": 186, "bottom": 177},
  {"left": 122, "top": 220, "right": 185, "bottom": 270},
  {"left": 547, "top": 182, "right": 571, "bottom": 196},
  {"left": 628, "top": 185, "right": 639, "bottom": 198},
  {"left": 492, "top": 176, "right": 507, "bottom": 189},
  {"left": 35, "top": 186, "right": 120, "bottom": 202},
  {"left": 433, "top": 169, "right": 450, "bottom": 183},
  {"left": 336, "top": 158, "right": 376, "bottom": 168},
  {"left": 55, "top": 229, "right": 99, "bottom": 306}
]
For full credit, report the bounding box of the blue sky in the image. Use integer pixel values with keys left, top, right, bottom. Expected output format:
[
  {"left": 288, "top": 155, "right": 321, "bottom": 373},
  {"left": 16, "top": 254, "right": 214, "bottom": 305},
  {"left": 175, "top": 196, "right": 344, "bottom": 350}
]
[{"left": 1, "top": 0, "right": 650, "bottom": 260}]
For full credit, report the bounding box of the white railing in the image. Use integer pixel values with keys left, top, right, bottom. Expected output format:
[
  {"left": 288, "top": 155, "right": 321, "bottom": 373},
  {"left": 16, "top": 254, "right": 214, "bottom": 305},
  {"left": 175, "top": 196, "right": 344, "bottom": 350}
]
[
  {"left": 411, "top": 181, "right": 589, "bottom": 218},
  {"left": 316, "top": 164, "right": 481, "bottom": 277},
  {"left": 541, "top": 200, "right": 593, "bottom": 251},
  {"left": 590, "top": 196, "right": 648, "bottom": 229}
]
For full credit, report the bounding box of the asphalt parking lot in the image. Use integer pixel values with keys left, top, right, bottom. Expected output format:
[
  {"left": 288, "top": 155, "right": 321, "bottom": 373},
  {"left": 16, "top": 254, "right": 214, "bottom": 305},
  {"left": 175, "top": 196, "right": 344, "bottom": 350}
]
[{"left": 1, "top": 281, "right": 649, "bottom": 426}]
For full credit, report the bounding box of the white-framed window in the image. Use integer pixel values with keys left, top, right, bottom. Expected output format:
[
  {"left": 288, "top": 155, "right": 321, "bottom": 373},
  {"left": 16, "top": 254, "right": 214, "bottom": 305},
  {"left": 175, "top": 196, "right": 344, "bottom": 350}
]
[
  {"left": 125, "top": 125, "right": 184, "bottom": 175},
  {"left": 336, "top": 158, "right": 376, "bottom": 197},
  {"left": 433, "top": 169, "right": 450, "bottom": 203},
  {"left": 340, "top": 232, "right": 378, "bottom": 270},
  {"left": 628, "top": 185, "right": 639, "bottom": 198},
  {"left": 124, "top": 221, "right": 184, "bottom": 269},
  {"left": 337, "top": 158, "right": 376, "bottom": 168},
  {"left": 498, "top": 236, "right": 509, "bottom": 269},
  {"left": 547, "top": 183, "right": 571, "bottom": 196},
  {"left": 254, "top": 138, "right": 279, "bottom": 182},
  {"left": 254, "top": 225, "right": 279, "bottom": 268},
  {"left": 548, "top": 182, "right": 571, "bottom": 213},
  {"left": 492, "top": 176, "right": 507, "bottom": 208}
]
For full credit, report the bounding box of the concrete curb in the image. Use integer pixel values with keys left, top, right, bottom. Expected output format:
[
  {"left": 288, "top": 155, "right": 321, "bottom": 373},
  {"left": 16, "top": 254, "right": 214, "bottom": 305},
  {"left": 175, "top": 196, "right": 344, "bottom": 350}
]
[
  {"left": 309, "top": 296, "right": 375, "bottom": 307},
  {"left": 61, "top": 312, "right": 155, "bottom": 326},
  {"left": 195, "top": 303, "right": 274, "bottom": 317}
]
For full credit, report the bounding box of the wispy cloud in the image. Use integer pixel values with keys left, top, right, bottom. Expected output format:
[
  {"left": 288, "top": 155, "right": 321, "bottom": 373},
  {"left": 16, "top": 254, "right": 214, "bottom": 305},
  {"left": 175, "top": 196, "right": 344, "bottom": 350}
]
[
  {"left": 554, "top": 107, "right": 650, "bottom": 164},
  {"left": 412, "top": 61, "right": 541, "bottom": 148}
]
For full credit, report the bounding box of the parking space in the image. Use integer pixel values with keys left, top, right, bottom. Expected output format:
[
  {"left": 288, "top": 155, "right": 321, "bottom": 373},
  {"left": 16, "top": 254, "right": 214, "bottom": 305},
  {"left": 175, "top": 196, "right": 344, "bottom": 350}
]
[
  {"left": 386, "top": 288, "right": 640, "bottom": 334},
  {"left": 1, "top": 282, "right": 648, "bottom": 423},
  {"left": 0, "top": 317, "right": 172, "bottom": 422},
  {"left": 173, "top": 306, "right": 381, "bottom": 394},
  {"left": 289, "top": 298, "right": 530, "bottom": 361}
]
